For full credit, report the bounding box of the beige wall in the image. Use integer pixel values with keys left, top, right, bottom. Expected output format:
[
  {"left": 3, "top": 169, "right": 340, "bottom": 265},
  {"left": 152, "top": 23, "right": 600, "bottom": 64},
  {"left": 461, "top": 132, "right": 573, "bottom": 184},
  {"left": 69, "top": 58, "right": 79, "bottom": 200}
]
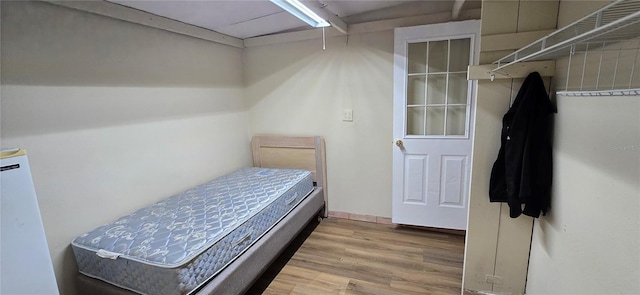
[
  {"left": 526, "top": 94, "right": 640, "bottom": 294},
  {"left": 4, "top": 1, "right": 638, "bottom": 295},
  {"left": 525, "top": 1, "right": 640, "bottom": 294},
  {"left": 1, "top": 2, "right": 251, "bottom": 295},
  {"left": 245, "top": 32, "right": 395, "bottom": 217}
]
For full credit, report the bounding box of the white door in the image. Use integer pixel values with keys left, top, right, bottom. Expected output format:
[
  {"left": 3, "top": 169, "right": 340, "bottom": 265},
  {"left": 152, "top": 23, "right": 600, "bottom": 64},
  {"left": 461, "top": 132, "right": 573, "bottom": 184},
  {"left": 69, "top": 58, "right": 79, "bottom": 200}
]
[{"left": 392, "top": 20, "right": 479, "bottom": 230}]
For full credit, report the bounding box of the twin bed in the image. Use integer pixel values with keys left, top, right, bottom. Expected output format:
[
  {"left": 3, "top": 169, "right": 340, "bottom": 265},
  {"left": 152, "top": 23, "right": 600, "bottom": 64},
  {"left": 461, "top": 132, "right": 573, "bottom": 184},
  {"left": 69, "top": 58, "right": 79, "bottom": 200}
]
[{"left": 72, "top": 135, "right": 328, "bottom": 295}]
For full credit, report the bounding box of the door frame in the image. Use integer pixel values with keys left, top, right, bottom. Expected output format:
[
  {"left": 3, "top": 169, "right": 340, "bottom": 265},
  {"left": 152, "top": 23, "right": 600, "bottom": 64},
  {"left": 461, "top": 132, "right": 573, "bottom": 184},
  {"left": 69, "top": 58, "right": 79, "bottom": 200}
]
[{"left": 392, "top": 20, "right": 481, "bottom": 229}]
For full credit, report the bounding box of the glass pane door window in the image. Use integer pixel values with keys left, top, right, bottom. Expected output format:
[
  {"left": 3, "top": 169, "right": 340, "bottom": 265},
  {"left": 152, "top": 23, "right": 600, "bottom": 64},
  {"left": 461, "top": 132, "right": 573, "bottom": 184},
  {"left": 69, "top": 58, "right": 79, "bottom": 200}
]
[{"left": 406, "top": 38, "right": 471, "bottom": 137}]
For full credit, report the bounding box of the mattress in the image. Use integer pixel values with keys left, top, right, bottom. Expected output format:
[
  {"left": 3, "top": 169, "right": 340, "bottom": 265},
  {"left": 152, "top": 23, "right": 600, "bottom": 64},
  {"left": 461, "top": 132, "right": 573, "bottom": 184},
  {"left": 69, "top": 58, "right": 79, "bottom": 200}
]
[{"left": 72, "top": 167, "right": 314, "bottom": 295}]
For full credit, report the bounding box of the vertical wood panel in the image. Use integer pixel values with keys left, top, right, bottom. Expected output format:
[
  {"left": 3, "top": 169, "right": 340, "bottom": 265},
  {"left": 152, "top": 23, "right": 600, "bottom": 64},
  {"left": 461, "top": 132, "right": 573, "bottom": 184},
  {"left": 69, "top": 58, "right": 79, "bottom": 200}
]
[
  {"left": 494, "top": 205, "right": 535, "bottom": 294},
  {"left": 517, "top": 1, "right": 559, "bottom": 32},
  {"left": 463, "top": 1, "right": 559, "bottom": 294},
  {"left": 480, "top": 0, "right": 519, "bottom": 35},
  {"left": 463, "top": 80, "right": 512, "bottom": 292},
  {"left": 557, "top": 1, "right": 610, "bottom": 27},
  {"left": 479, "top": 50, "right": 516, "bottom": 65}
]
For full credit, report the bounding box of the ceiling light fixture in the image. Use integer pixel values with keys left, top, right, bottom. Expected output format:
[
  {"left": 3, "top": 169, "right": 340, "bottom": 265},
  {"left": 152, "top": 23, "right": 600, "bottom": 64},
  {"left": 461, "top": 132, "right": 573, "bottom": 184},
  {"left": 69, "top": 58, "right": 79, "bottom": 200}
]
[{"left": 269, "top": 0, "right": 330, "bottom": 28}]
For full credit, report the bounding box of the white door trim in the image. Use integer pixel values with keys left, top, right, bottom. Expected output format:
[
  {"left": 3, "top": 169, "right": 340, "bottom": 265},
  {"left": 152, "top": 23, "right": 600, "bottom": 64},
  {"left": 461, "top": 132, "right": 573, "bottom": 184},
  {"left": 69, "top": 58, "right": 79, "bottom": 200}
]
[{"left": 392, "top": 20, "right": 480, "bottom": 230}]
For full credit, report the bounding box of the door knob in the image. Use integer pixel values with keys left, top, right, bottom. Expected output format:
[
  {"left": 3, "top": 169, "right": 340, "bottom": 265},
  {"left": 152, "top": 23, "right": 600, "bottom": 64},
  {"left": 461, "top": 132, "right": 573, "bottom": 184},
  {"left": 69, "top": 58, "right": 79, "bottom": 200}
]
[{"left": 395, "top": 140, "right": 404, "bottom": 148}]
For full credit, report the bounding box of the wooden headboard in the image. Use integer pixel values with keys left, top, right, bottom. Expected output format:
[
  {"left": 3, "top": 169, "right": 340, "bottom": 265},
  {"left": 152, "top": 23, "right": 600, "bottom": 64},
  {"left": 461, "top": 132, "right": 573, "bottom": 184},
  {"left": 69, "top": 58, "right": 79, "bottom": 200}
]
[{"left": 251, "top": 135, "right": 327, "bottom": 217}]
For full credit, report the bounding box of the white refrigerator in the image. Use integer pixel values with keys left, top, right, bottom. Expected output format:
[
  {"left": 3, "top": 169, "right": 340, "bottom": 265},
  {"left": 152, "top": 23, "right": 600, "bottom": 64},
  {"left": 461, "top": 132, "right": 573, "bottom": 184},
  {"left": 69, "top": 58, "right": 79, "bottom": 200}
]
[{"left": 1, "top": 149, "right": 59, "bottom": 294}]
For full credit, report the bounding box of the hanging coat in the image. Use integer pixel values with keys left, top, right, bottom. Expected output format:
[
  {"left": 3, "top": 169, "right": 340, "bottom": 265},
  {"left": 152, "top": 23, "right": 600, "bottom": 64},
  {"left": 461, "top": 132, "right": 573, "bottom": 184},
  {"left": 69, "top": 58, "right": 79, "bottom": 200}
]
[{"left": 489, "top": 72, "right": 555, "bottom": 218}]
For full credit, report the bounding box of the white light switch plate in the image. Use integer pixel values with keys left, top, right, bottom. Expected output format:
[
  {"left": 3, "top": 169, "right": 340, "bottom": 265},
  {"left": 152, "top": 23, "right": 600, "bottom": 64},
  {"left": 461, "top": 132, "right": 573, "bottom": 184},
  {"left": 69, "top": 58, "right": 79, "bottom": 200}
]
[{"left": 343, "top": 109, "right": 353, "bottom": 122}]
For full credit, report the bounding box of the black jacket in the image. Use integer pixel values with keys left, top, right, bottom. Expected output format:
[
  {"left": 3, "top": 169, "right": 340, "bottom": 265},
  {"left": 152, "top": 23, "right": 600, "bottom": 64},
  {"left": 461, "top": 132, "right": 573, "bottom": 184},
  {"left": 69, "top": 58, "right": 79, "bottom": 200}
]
[{"left": 489, "top": 72, "right": 555, "bottom": 218}]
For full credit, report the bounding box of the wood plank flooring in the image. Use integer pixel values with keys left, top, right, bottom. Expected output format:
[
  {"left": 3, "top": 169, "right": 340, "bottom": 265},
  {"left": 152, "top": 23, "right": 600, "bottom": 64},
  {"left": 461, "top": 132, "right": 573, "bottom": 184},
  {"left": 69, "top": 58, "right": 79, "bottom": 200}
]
[{"left": 246, "top": 218, "right": 465, "bottom": 295}]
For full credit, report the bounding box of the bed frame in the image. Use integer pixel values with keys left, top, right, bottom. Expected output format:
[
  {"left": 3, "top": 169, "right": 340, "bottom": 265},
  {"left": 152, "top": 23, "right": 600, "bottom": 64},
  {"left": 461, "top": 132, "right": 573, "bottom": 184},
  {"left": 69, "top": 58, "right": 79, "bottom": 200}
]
[
  {"left": 251, "top": 135, "right": 328, "bottom": 218},
  {"left": 76, "top": 135, "right": 327, "bottom": 295}
]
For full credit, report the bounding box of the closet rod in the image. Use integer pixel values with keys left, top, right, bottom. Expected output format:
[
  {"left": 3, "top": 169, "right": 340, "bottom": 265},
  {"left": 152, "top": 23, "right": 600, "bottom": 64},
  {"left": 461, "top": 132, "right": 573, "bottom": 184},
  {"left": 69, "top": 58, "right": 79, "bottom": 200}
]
[{"left": 556, "top": 88, "right": 640, "bottom": 97}]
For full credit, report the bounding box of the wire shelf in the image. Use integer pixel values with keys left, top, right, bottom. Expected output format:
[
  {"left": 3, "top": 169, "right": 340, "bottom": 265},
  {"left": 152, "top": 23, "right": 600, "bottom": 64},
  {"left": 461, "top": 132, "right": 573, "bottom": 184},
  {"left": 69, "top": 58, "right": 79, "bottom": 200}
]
[
  {"left": 492, "top": 0, "right": 640, "bottom": 96},
  {"left": 558, "top": 39, "right": 640, "bottom": 96},
  {"left": 557, "top": 88, "right": 640, "bottom": 97},
  {"left": 493, "top": 0, "right": 640, "bottom": 71}
]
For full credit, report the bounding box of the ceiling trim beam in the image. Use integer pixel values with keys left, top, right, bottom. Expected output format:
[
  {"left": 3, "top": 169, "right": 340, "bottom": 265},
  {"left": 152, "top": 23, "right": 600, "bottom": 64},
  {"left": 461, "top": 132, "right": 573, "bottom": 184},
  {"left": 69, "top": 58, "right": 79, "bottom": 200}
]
[
  {"left": 349, "top": 8, "right": 480, "bottom": 34},
  {"left": 307, "top": 2, "right": 348, "bottom": 34},
  {"left": 324, "top": 12, "right": 349, "bottom": 34},
  {"left": 452, "top": 0, "right": 466, "bottom": 20},
  {"left": 43, "top": 0, "right": 245, "bottom": 48},
  {"left": 244, "top": 8, "right": 481, "bottom": 48},
  {"left": 244, "top": 27, "right": 344, "bottom": 48}
]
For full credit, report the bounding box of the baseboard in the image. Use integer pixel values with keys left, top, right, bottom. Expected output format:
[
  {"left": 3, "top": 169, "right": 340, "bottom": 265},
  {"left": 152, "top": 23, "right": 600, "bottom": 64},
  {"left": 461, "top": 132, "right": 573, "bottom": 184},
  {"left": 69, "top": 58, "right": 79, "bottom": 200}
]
[
  {"left": 328, "top": 211, "right": 466, "bottom": 235},
  {"left": 400, "top": 224, "right": 466, "bottom": 235},
  {"left": 328, "top": 211, "right": 392, "bottom": 224},
  {"left": 463, "top": 289, "right": 510, "bottom": 295}
]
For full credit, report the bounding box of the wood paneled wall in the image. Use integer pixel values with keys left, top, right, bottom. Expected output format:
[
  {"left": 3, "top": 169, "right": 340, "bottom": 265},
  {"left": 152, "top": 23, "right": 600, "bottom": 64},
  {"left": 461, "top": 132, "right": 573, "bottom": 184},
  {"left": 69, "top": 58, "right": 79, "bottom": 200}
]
[{"left": 463, "top": 1, "right": 559, "bottom": 294}]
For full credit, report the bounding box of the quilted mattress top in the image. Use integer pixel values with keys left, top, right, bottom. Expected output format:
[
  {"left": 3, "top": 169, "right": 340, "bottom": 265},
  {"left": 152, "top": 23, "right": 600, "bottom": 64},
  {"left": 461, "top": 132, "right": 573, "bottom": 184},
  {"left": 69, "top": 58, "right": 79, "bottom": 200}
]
[{"left": 71, "top": 167, "right": 312, "bottom": 268}]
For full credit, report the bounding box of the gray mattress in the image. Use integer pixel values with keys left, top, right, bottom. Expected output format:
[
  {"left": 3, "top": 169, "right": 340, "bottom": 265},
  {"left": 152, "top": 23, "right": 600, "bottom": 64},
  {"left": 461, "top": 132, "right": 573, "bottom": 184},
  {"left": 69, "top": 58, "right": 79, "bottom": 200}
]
[{"left": 71, "top": 167, "right": 314, "bottom": 295}]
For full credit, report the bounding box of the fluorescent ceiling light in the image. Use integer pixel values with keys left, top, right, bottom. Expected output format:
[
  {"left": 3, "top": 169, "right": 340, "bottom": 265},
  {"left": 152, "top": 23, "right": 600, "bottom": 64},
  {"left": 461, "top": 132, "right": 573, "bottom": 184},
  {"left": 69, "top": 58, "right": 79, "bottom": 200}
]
[{"left": 270, "top": 0, "right": 330, "bottom": 28}]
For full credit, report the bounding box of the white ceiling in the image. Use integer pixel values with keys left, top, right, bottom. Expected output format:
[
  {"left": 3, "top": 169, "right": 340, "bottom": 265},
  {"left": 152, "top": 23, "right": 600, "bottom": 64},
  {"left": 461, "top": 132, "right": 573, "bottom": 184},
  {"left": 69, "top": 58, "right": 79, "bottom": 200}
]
[{"left": 107, "top": 0, "right": 480, "bottom": 39}]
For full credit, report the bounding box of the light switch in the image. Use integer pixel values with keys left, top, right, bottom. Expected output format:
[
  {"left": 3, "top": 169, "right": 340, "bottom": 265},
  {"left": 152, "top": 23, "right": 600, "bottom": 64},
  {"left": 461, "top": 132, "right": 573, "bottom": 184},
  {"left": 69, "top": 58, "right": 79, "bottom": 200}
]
[{"left": 343, "top": 109, "right": 353, "bottom": 122}]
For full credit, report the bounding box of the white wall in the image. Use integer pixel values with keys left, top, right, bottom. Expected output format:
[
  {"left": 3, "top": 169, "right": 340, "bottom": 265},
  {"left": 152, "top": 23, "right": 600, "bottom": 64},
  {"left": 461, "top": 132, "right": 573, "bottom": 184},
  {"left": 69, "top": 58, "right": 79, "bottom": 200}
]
[
  {"left": 1, "top": 2, "right": 251, "bottom": 295},
  {"left": 244, "top": 32, "right": 394, "bottom": 217},
  {"left": 525, "top": 1, "right": 640, "bottom": 294},
  {"left": 525, "top": 95, "right": 640, "bottom": 294}
]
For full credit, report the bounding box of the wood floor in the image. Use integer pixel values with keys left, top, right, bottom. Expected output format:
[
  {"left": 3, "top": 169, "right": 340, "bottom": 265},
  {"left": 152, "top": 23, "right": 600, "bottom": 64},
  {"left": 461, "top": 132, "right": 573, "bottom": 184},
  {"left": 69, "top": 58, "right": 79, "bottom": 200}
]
[{"left": 246, "top": 218, "right": 465, "bottom": 295}]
